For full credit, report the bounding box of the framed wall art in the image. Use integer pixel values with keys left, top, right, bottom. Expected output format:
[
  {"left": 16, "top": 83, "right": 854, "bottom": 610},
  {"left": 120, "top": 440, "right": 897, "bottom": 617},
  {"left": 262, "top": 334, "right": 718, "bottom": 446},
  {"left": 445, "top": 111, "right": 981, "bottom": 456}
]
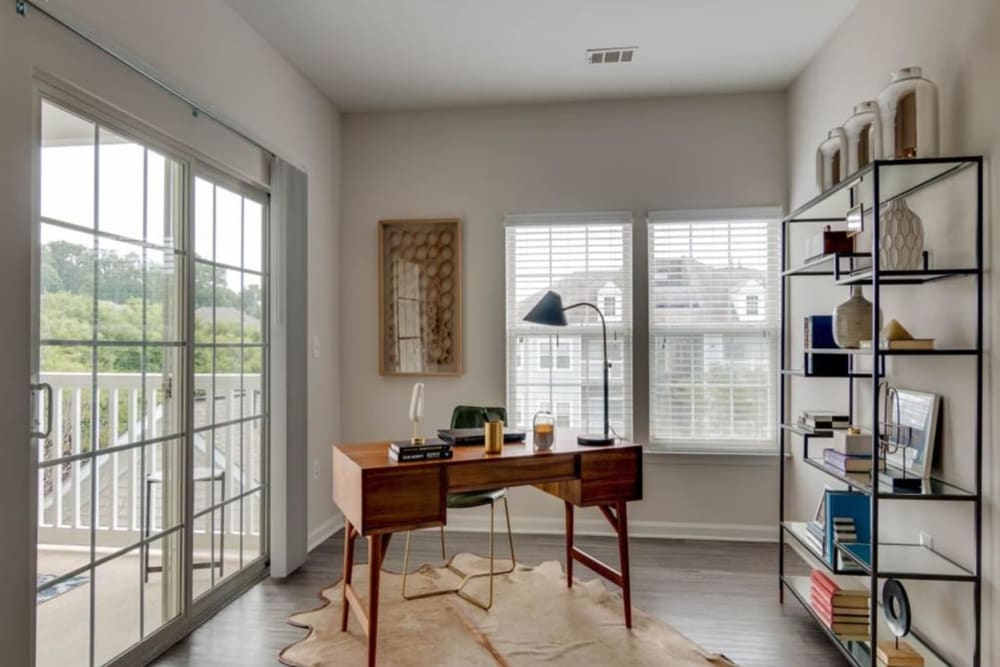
[{"left": 378, "top": 218, "right": 463, "bottom": 376}]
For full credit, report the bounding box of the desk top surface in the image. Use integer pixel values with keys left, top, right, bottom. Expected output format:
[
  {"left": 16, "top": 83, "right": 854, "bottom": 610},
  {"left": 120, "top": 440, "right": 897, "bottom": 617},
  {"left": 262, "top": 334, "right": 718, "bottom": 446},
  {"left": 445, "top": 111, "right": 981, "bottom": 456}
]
[{"left": 334, "top": 432, "right": 641, "bottom": 471}]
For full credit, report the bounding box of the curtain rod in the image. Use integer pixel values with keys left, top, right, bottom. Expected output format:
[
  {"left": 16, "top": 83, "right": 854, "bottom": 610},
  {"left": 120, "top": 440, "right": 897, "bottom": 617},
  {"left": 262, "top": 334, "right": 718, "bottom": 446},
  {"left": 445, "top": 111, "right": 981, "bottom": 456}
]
[{"left": 16, "top": 0, "right": 279, "bottom": 160}]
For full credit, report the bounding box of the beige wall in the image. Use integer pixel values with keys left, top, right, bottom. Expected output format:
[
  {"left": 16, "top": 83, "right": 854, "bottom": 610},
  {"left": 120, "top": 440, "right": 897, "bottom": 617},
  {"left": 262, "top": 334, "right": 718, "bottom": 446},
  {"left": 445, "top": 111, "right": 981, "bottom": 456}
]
[
  {"left": 0, "top": 2, "right": 340, "bottom": 661},
  {"left": 786, "top": 0, "right": 999, "bottom": 661},
  {"left": 340, "top": 94, "right": 787, "bottom": 538}
]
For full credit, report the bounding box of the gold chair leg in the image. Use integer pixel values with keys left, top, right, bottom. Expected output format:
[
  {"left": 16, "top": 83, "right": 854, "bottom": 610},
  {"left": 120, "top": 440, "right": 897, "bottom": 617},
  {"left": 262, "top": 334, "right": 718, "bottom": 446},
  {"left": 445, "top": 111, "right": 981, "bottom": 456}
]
[
  {"left": 440, "top": 525, "right": 446, "bottom": 561},
  {"left": 401, "top": 529, "right": 459, "bottom": 601}
]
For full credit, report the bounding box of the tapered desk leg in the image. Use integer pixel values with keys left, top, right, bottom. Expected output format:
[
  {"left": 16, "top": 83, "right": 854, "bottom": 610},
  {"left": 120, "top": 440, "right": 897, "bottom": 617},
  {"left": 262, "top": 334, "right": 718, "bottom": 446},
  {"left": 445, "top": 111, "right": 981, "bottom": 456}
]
[
  {"left": 340, "top": 523, "right": 356, "bottom": 632},
  {"left": 616, "top": 501, "right": 632, "bottom": 629},
  {"left": 564, "top": 501, "right": 574, "bottom": 588},
  {"left": 367, "top": 533, "right": 387, "bottom": 667}
]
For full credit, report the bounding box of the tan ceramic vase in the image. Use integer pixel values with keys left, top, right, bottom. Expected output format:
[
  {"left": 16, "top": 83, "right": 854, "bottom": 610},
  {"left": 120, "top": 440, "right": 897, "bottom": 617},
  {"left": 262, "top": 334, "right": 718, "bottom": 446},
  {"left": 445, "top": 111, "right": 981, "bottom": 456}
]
[{"left": 833, "top": 286, "right": 877, "bottom": 348}]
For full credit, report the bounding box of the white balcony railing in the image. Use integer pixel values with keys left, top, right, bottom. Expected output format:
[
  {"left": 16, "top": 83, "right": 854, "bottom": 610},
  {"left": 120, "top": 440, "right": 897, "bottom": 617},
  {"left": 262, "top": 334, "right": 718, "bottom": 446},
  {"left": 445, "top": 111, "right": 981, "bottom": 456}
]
[{"left": 37, "top": 372, "right": 263, "bottom": 548}]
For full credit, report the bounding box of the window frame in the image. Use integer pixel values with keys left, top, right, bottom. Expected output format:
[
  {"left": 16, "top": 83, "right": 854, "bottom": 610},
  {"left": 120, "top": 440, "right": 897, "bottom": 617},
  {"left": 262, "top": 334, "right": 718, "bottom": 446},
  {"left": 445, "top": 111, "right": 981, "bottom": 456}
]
[
  {"left": 646, "top": 206, "right": 782, "bottom": 454},
  {"left": 504, "top": 212, "right": 634, "bottom": 439}
]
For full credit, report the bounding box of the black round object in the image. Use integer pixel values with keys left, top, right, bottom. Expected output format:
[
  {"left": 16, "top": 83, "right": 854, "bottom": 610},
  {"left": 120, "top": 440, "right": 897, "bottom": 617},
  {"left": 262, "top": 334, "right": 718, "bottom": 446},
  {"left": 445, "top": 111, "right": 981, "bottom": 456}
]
[{"left": 882, "top": 578, "right": 911, "bottom": 638}]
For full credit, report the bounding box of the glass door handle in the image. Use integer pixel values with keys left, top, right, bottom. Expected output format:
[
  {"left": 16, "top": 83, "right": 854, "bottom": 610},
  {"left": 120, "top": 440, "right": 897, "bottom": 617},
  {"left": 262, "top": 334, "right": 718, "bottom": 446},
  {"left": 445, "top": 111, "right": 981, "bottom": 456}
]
[{"left": 30, "top": 382, "right": 53, "bottom": 440}]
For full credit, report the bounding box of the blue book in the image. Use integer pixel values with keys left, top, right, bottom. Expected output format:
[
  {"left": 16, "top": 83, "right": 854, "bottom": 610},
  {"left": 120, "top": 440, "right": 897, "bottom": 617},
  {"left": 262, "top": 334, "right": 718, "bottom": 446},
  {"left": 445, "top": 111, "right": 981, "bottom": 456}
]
[
  {"left": 804, "top": 315, "right": 849, "bottom": 376},
  {"left": 824, "top": 490, "right": 871, "bottom": 568}
]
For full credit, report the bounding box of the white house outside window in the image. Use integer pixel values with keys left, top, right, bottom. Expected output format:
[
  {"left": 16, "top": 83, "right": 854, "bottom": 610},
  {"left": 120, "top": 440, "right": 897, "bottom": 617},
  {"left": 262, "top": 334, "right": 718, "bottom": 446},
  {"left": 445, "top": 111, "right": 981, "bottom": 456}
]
[
  {"left": 647, "top": 207, "right": 781, "bottom": 453},
  {"left": 505, "top": 212, "right": 634, "bottom": 438}
]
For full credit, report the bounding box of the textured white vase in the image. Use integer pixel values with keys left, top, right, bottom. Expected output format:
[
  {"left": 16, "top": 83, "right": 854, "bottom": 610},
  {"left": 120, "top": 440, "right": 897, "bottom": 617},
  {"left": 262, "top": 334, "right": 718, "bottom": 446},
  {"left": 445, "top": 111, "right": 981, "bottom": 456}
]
[
  {"left": 879, "top": 199, "right": 924, "bottom": 270},
  {"left": 833, "top": 286, "right": 875, "bottom": 349}
]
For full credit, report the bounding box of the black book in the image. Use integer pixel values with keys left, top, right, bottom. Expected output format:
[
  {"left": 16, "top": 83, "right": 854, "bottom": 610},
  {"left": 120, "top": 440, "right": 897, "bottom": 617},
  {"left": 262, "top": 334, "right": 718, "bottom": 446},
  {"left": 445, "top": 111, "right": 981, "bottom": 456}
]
[
  {"left": 389, "top": 448, "right": 454, "bottom": 463},
  {"left": 390, "top": 438, "right": 450, "bottom": 453}
]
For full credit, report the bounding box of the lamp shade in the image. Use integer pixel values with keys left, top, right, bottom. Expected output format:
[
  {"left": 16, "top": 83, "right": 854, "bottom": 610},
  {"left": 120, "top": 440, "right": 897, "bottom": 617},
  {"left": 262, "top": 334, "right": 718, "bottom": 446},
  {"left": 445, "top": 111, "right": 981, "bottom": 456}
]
[{"left": 523, "top": 290, "right": 568, "bottom": 326}]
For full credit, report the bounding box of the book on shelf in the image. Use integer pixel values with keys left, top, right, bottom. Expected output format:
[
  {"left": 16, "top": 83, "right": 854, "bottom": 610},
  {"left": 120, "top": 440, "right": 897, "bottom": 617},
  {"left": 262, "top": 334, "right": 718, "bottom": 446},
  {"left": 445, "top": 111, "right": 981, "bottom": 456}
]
[
  {"left": 800, "top": 410, "right": 850, "bottom": 430},
  {"left": 823, "top": 491, "right": 871, "bottom": 568},
  {"left": 823, "top": 448, "right": 873, "bottom": 473},
  {"left": 810, "top": 570, "right": 870, "bottom": 604},
  {"left": 832, "top": 517, "right": 857, "bottom": 543},
  {"left": 803, "top": 529, "right": 825, "bottom": 556},
  {"left": 831, "top": 429, "right": 873, "bottom": 456},
  {"left": 804, "top": 315, "right": 849, "bottom": 376},
  {"left": 859, "top": 338, "right": 935, "bottom": 351},
  {"left": 388, "top": 447, "right": 454, "bottom": 462},
  {"left": 806, "top": 520, "right": 825, "bottom": 541}
]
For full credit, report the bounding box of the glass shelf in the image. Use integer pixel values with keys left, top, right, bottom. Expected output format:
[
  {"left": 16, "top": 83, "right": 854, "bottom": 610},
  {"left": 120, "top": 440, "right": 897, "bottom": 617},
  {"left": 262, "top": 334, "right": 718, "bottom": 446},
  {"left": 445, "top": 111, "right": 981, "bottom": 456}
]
[
  {"left": 836, "top": 542, "right": 976, "bottom": 582},
  {"left": 781, "top": 575, "right": 950, "bottom": 667},
  {"left": 802, "top": 455, "right": 976, "bottom": 501},
  {"left": 780, "top": 423, "right": 833, "bottom": 438},
  {"left": 804, "top": 347, "right": 979, "bottom": 357},
  {"left": 785, "top": 157, "right": 979, "bottom": 223},
  {"left": 835, "top": 267, "right": 978, "bottom": 286},
  {"left": 781, "top": 521, "right": 865, "bottom": 576}
]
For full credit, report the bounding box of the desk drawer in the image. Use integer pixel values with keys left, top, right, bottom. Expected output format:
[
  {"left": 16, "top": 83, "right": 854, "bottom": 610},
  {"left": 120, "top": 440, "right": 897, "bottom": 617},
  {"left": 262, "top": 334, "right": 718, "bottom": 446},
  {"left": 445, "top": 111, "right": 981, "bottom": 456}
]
[
  {"left": 363, "top": 467, "right": 445, "bottom": 532},
  {"left": 447, "top": 456, "right": 576, "bottom": 492}
]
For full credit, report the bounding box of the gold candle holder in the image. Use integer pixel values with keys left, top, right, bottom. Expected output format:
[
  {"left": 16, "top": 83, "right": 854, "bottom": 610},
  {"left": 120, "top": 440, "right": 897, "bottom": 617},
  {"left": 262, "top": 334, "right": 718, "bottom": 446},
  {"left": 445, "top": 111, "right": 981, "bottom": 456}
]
[{"left": 484, "top": 420, "right": 504, "bottom": 454}]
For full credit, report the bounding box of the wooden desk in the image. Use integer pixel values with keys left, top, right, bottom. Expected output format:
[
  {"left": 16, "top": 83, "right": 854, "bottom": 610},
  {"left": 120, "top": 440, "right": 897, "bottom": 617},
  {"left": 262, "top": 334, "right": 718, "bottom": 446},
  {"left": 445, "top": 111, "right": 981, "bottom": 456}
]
[{"left": 332, "top": 435, "right": 643, "bottom": 666}]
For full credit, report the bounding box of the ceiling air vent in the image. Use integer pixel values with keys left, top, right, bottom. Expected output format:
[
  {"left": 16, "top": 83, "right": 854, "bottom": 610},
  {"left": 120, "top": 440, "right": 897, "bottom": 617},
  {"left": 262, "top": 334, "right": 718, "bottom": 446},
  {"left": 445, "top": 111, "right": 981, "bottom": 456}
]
[{"left": 586, "top": 47, "right": 637, "bottom": 64}]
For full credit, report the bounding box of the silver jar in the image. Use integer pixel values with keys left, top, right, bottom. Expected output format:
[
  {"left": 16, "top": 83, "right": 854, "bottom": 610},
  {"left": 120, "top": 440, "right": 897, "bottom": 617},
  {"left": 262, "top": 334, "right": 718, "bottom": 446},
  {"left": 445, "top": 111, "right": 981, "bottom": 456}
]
[{"left": 877, "top": 66, "right": 939, "bottom": 159}]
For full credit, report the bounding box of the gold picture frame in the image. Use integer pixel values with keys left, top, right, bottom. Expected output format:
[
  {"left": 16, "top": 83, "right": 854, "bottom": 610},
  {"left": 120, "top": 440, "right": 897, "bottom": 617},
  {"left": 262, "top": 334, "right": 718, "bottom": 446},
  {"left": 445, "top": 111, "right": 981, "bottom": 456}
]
[{"left": 377, "top": 218, "right": 463, "bottom": 376}]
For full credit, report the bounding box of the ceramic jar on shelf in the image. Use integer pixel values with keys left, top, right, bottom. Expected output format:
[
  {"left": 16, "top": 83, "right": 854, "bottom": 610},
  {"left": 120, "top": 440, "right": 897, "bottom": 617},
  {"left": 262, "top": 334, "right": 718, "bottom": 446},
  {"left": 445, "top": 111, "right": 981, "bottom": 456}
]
[
  {"left": 879, "top": 199, "right": 924, "bottom": 270},
  {"left": 877, "top": 66, "right": 939, "bottom": 159},
  {"left": 833, "top": 286, "right": 879, "bottom": 349},
  {"left": 816, "top": 127, "right": 848, "bottom": 192},
  {"left": 843, "top": 101, "right": 882, "bottom": 175}
]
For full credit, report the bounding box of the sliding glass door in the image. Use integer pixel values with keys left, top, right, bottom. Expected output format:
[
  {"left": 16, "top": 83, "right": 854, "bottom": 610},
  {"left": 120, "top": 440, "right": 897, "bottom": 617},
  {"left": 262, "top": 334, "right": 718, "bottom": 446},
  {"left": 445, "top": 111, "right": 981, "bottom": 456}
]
[{"left": 33, "top": 96, "right": 268, "bottom": 667}]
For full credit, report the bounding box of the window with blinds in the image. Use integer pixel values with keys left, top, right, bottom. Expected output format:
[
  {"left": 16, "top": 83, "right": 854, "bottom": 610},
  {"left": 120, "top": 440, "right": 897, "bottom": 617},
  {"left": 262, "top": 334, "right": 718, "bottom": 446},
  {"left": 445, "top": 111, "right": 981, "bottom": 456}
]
[
  {"left": 505, "top": 212, "right": 633, "bottom": 438},
  {"left": 647, "top": 208, "right": 781, "bottom": 452}
]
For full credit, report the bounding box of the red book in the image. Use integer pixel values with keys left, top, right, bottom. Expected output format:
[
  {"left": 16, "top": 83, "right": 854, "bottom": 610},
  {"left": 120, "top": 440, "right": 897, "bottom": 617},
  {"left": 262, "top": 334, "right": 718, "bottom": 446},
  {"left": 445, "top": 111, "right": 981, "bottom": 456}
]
[
  {"left": 810, "top": 569, "right": 840, "bottom": 596},
  {"left": 811, "top": 590, "right": 870, "bottom": 617}
]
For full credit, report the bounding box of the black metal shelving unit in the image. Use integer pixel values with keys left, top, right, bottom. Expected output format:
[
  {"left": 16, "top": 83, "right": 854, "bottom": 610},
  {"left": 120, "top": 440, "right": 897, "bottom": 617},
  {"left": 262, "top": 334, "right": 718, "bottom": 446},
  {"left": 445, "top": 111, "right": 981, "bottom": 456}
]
[{"left": 777, "top": 156, "right": 984, "bottom": 667}]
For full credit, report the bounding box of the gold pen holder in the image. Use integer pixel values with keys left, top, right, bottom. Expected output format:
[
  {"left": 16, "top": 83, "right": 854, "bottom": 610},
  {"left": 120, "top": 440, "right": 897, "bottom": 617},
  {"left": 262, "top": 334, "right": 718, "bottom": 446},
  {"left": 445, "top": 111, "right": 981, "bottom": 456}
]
[{"left": 484, "top": 420, "right": 504, "bottom": 454}]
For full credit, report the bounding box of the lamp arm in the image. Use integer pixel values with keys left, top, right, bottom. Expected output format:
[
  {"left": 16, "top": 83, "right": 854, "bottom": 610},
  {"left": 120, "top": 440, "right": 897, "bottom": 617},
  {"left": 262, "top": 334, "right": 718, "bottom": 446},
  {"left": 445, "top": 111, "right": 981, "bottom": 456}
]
[{"left": 562, "top": 301, "right": 610, "bottom": 438}]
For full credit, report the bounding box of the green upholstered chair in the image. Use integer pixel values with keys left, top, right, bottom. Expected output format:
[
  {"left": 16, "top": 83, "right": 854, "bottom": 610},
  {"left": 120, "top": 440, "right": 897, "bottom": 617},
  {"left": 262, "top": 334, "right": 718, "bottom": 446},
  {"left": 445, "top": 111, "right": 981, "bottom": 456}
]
[{"left": 401, "top": 405, "right": 516, "bottom": 610}]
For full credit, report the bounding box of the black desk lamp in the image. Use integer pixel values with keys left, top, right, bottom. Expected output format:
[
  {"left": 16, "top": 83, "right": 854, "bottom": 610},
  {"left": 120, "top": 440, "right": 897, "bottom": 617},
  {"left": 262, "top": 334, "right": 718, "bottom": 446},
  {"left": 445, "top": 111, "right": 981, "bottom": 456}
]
[{"left": 523, "top": 290, "right": 614, "bottom": 446}]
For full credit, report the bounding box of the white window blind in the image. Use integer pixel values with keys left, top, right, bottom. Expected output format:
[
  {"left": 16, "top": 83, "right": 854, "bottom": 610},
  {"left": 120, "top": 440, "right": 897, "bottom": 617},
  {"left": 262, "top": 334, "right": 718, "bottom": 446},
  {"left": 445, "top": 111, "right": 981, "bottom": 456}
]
[
  {"left": 648, "top": 208, "right": 781, "bottom": 452},
  {"left": 505, "top": 212, "right": 633, "bottom": 438}
]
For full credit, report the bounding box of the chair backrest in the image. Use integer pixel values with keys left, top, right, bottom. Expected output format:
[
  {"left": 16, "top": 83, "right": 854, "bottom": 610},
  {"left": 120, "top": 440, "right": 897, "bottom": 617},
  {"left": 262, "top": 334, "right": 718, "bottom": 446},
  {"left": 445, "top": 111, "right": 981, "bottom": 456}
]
[{"left": 450, "top": 405, "right": 508, "bottom": 429}]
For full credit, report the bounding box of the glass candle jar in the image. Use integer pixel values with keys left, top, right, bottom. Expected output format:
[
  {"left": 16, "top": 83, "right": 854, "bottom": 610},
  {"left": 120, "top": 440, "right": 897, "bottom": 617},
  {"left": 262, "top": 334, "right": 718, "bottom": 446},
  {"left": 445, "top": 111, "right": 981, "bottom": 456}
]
[{"left": 533, "top": 411, "right": 555, "bottom": 451}]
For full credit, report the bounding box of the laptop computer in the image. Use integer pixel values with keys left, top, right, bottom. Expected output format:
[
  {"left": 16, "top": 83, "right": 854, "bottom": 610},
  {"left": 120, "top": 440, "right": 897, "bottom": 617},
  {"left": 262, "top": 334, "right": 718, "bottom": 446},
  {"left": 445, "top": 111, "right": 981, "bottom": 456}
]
[{"left": 437, "top": 428, "right": 526, "bottom": 445}]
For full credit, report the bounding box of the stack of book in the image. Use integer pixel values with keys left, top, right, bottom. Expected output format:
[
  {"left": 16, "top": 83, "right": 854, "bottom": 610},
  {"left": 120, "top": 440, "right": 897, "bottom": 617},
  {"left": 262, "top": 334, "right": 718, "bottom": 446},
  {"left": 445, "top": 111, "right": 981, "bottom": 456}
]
[
  {"left": 805, "top": 519, "right": 825, "bottom": 555},
  {"left": 389, "top": 439, "right": 453, "bottom": 462},
  {"left": 810, "top": 570, "right": 870, "bottom": 641},
  {"left": 823, "top": 448, "right": 873, "bottom": 473},
  {"left": 800, "top": 411, "right": 850, "bottom": 432},
  {"left": 877, "top": 642, "right": 925, "bottom": 667}
]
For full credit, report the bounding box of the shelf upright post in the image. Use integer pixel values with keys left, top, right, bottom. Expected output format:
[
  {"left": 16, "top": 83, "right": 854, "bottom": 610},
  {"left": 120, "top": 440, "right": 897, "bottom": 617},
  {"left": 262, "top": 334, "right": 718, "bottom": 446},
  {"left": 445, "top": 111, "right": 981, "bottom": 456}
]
[
  {"left": 778, "top": 215, "right": 788, "bottom": 603},
  {"left": 869, "top": 163, "right": 881, "bottom": 666},
  {"left": 973, "top": 157, "right": 984, "bottom": 667}
]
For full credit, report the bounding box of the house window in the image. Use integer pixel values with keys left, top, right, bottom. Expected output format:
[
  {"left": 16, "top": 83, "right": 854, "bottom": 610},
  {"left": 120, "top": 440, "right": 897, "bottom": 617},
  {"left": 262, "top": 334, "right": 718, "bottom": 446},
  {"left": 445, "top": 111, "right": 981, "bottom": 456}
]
[
  {"left": 505, "top": 212, "right": 634, "bottom": 437},
  {"left": 556, "top": 401, "right": 571, "bottom": 427},
  {"left": 647, "top": 208, "right": 780, "bottom": 452}
]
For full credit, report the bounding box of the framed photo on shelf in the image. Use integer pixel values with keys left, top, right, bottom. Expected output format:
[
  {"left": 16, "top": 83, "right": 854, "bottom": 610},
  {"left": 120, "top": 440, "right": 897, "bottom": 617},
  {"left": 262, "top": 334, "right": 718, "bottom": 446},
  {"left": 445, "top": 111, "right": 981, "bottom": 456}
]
[
  {"left": 884, "top": 388, "right": 941, "bottom": 478},
  {"left": 377, "top": 218, "right": 463, "bottom": 376}
]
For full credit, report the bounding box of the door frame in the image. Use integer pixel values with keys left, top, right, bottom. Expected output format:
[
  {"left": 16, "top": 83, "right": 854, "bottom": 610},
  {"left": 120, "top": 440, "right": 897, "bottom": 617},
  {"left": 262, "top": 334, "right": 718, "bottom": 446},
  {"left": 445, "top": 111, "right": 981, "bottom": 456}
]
[{"left": 30, "top": 75, "right": 272, "bottom": 667}]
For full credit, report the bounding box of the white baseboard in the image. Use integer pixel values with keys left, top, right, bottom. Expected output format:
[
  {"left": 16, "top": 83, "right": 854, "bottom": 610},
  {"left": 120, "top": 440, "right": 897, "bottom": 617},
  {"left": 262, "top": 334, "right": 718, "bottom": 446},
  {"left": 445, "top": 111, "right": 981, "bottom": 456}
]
[
  {"left": 432, "top": 514, "right": 775, "bottom": 543},
  {"left": 308, "top": 513, "right": 345, "bottom": 552}
]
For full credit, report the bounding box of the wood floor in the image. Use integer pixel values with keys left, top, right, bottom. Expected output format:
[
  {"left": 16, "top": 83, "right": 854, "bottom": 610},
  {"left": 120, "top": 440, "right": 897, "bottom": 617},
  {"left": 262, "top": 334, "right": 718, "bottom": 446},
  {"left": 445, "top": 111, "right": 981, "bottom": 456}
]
[{"left": 152, "top": 529, "right": 846, "bottom": 666}]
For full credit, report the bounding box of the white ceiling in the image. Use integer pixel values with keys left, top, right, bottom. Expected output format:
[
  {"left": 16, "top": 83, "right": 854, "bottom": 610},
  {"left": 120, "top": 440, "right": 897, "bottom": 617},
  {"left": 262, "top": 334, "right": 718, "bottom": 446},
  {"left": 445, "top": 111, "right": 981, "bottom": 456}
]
[{"left": 226, "top": 0, "right": 859, "bottom": 112}]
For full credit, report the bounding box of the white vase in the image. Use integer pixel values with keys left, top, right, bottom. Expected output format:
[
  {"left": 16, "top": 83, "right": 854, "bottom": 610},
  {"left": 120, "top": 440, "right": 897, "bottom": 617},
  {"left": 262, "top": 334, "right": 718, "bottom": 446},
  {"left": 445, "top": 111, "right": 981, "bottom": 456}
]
[
  {"left": 816, "top": 127, "right": 848, "bottom": 192},
  {"left": 877, "top": 66, "right": 939, "bottom": 159},
  {"left": 833, "top": 286, "right": 876, "bottom": 349},
  {"left": 879, "top": 199, "right": 924, "bottom": 270},
  {"left": 843, "top": 101, "right": 882, "bottom": 175}
]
